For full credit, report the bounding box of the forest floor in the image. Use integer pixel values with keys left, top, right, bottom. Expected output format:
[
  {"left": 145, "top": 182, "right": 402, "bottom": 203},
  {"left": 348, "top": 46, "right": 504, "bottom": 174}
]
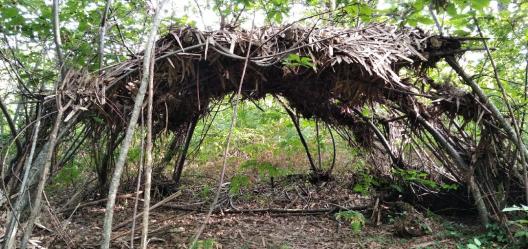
[{"left": 3, "top": 163, "right": 483, "bottom": 249}]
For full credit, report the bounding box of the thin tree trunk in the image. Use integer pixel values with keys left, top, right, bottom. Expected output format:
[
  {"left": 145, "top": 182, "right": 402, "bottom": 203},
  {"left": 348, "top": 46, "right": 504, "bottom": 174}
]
[
  {"left": 100, "top": 1, "right": 167, "bottom": 247},
  {"left": 315, "top": 119, "right": 322, "bottom": 169},
  {"left": 278, "top": 99, "right": 318, "bottom": 174},
  {"left": 0, "top": 96, "right": 23, "bottom": 163},
  {"left": 52, "top": 0, "right": 64, "bottom": 77},
  {"left": 140, "top": 45, "right": 155, "bottom": 249},
  {"left": 326, "top": 123, "right": 336, "bottom": 175},
  {"left": 20, "top": 103, "right": 65, "bottom": 249},
  {"left": 173, "top": 117, "right": 198, "bottom": 185},
  {"left": 130, "top": 112, "right": 144, "bottom": 249},
  {"left": 98, "top": 0, "right": 113, "bottom": 105},
  {"left": 98, "top": 0, "right": 112, "bottom": 69},
  {"left": 3, "top": 106, "right": 42, "bottom": 249}
]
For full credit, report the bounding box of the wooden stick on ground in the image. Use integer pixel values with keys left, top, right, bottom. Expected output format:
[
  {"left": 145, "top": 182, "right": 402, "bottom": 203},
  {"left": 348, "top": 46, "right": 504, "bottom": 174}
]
[
  {"left": 59, "top": 192, "right": 143, "bottom": 214},
  {"left": 113, "top": 191, "right": 182, "bottom": 231}
]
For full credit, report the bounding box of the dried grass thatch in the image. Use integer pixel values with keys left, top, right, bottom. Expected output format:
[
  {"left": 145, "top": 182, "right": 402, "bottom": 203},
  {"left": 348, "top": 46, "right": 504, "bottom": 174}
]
[{"left": 59, "top": 23, "right": 463, "bottom": 134}]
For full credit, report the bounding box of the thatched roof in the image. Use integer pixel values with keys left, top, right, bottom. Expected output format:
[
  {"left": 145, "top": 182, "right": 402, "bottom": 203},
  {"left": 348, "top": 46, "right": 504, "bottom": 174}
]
[{"left": 60, "top": 24, "right": 463, "bottom": 133}]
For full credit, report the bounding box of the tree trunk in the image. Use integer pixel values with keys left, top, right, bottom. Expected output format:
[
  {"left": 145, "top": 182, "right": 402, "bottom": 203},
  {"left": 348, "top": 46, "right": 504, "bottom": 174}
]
[
  {"left": 140, "top": 44, "right": 155, "bottom": 249},
  {"left": 3, "top": 106, "right": 42, "bottom": 249},
  {"left": 20, "top": 105, "right": 64, "bottom": 249},
  {"left": 279, "top": 101, "right": 318, "bottom": 174},
  {"left": 100, "top": 1, "right": 167, "bottom": 247},
  {"left": 173, "top": 117, "right": 198, "bottom": 185}
]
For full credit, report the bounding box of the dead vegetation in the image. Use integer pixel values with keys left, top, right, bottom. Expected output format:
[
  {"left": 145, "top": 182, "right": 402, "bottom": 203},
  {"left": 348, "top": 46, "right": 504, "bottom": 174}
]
[{"left": 2, "top": 23, "right": 527, "bottom": 247}]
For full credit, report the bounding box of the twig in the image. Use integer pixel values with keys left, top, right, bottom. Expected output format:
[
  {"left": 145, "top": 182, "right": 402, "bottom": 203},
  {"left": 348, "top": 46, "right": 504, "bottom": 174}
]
[
  {"left": 315, "top": 119, "right": 323, "bottom": 169},
  {"left": 161, "top": 204, "right": 370, "bottom": 215},
  {"left": 59, "top": 191, "right": 143, "bottom": 214},
  {"left": 112, "top": 190, "right": 182, "bottom": 231}
]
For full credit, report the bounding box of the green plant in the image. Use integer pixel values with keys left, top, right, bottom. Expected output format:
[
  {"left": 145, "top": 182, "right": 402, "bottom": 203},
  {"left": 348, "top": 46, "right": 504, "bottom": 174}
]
[
  {"left": 282, "top": 54, "right": 314, "bottom": 69},
  {"left": 199, "top": 184, "right": 213, "bottom": 199},
  {"left": 191, "top": 239, "right": 217, "bottom": 249},
  {"left": 229, "top": 174, "right": 250, "bottom": 195},
  {"left": 483, "top": 223, "right": 509, "bottom": 244},
  {"left": 459, "top": 238, "right": 482, "bottom": 249},
  {"left": 241, "top": 160, "right": 289, "bottom": 178},
  {"left": 503, "top": 205, "right": 528, "bottom": 246},
  {"left": 391, "top": 168, "right": 459, "bottom": 193},
  {"left": 335, "top": 210, "right": 365, "bottom": 233},
  {"left": 456, "top": 223, "right": 509, "bottom": 249},
  {"left": 438, "top": 220, "right": 465, "bottom": 239},
  {"left": 52, "top": 160, "right": 81, "bottom": 188},
  {"left": 352, "top": 171, "right": 378, "bottom": 195}
]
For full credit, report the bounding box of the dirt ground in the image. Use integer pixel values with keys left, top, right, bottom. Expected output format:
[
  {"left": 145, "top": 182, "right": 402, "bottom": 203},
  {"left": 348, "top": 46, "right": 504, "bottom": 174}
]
[{"left": 5, "top": 170, "right": 480, "bottom": 249}]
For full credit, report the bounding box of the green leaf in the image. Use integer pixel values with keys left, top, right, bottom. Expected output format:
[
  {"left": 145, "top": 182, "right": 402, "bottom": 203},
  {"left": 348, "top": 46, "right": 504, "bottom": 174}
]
[
  {"left": 3, "top": 7, "right": 18, "bottom": 18},
  {"left": 229, "top": 175, "right": 250, "bottom": 195},
  {"left": 467, "top": 244, "right": 479, "bottom": 249},
  {"left": 446, "top": 3, "right": 457, "bottom": 16},
  {"left": 473, "top": 238, "right": 481, "bottom": 246},
  {"left": 412, "top": 0, "right": 427, "bottom": 11},
  {"left": 515, "top": 230, "right": 528, "bottom": 238},
  {"left": 471, "top": 0, "right": 490, "bottom": 10},
  {"left": 503, "top": 205, "right": 528, "bottom": 212}
]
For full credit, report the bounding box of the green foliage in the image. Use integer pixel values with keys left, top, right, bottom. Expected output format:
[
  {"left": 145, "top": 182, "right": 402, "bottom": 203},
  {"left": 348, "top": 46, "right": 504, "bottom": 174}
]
[
  {"left": 190, "top": 96, "right": 351, "bottom": 173},
  {"left": 127, "top": 146, "right": 142, "bottom": 163},
  {"left": 394, "top": 168, "right": 437, "bottom": 188},
  {"left": 503, "top": 205, "right": 528, "bottom": 246},
  {"left": 52, "top": 160, "right": 81, "bottom": 188},
  {"left": 483, "top": 223, "right": 509, "bottom": 244},
  {"left": 335, "top": 210, "right": 365, "bottom": 233},
  {"left": 256, "top": 0, "right": 290, "bottom": 23},
  {"left": 345, "top": 4, "right": 374, "bottom": 22},
  {"left": 240, "top": 159, "right": 290, "bottom": 179},
  {"left": 391, "top": 168, "right": 459, "bottom": 193},
  {"left": 229, "top": 174, "right": 250, "bottom": 195},
  {"left": 461, "top": 238, "right": 482, "bottom": 249},
  {"left": 228, "top": 159, "right": 292, "bottom": 196},
  {"left": 190, "top": 239, "right": 217, "bottom": 249},
  {"left": 282, "top": 54, "right": 314, "bottom": 69},
  {"left": 199, "top": 184, "right": 213, "bottom": 199},
  {"left": 352, "top": 170, "right": 378, "bottom": 195},
  {"left": 457, "top": 223, "right": 509, "bottom": 249}
]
